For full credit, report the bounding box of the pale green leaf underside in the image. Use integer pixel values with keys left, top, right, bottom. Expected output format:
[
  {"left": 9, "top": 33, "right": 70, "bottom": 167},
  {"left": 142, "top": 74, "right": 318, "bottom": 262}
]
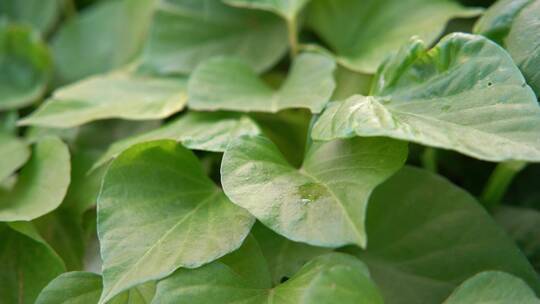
[
  {"left": 345, "top": 166, "right": 540, "bottom": 304},
  {"left": 313, "top": 33, "right": 540, "bottom": 162},
  {"left": 221, "top": 135, "right": 407, "bottom": 247},
  {"left": 19, "top": 72, "right": 187, "bottom": 128},
  {"left": 188, "top": 53, "right": 335, "bottom": 113},
  {"left": 224, "top": 0, "right": 310, "bottom": 20},
  {"left": 98, "top": 140, "right": 254, "bottom": 303},
  {"left": 0, "top": 133, "right": 30, "bottom": 182},
  {"left": 36, "top": 271, "right": 156, "bottom": 304},
  {"left": 443, "top": 271, "right": 540, "bottom": 304},
  {"left": 307, "top": 0, "right": 481, "bottom": 73},
  {"left": 0, "top": 222, "right": 65, "bottom": 304},
  {"left": 94, "top": 112, "right": 261, "bottom": 169},
  {"left": 0, "top": 137, "right": 70, "bottom": 221},
  {"left": 153, "top": 236, "right": 383, "bottom": 304},
  {"left": 51, "top": 0, "right": 153, "bottom": 84},
  {"left": 0, "top": 22, "right": 51, "bottom": 110},
  {"left": 139, "top": 0, "right": 288, "bottom": 75}
]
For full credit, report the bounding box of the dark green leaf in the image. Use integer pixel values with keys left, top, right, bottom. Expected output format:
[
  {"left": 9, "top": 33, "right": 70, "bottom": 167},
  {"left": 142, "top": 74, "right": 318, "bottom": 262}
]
[{"left": 0, "top": 0, "right": 61, "bottom": 35}]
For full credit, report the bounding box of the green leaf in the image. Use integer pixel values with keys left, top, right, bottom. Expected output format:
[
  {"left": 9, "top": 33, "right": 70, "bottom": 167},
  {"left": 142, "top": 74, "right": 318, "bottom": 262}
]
[
  {"left": 306, "top": 0, "right": 481, "bottom": 73},
  {"left": 35, "top": 272, "right": 103, "bottom": 304},
  {"left": 494, "top": 206, "right": 540, "bottom": 271},
  {"left": 221, "top": 135, "right": 407, "bottom": 247},
  {"left": 473, "top": 0, "right": 532, "bottom": 45},
  {"left": 18, "top": 72, "right": 187, "bottom": 128},
  {"left": 51, "top": 0, "right": 154, "bottom": 84},
  {"left": 252, "top": 223, "right": 332, "bottom": 285},
  {"left": 313, "top": 33, "right": 540, "bottom": 162},
  {"left": 443, "top": 271, "right": 540, "bottom": 304},
  {"left": 0, "top": 0, "right": 61, "bottom": 35},
  {"left": 188, "top": 53, "right": 336, "bottom": 113},
  {"left": 0, "top": 22, "right": 51, "bottom": 110},
  {"left": 97, "top": 140, "right": 254, "bottom": 303},
  {"left": 0, "top": 222, "right": 65, "bottom": 304},
  {"left": 36, "top": 271, "right": 156, "bottom": 304},
  {"left": 0, "top": 137, "right": 70, "bottom": 221},
  {"left": 506, "top": 0, "right": 540, "bottom": 95},
  {"left": 0, "top": 132, "right": 30, "bottom": 182},
  {"left": 344, "top": 166, "right": 540, "bottom": 304},
  {"left": 94, "top": 111, "right": 261, "bottom": 169},
  {"left": 153, "top": 235, "right": 384, "bottom": 304},
  {"left": 224, "top": 0, "right": 310, "bottom": 21},
  {"left": 139, "top": 0, "right": 288, "bottom": 75}
]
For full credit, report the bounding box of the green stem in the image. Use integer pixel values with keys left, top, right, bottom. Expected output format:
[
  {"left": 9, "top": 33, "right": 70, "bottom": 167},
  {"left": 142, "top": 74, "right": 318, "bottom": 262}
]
[
  {"left": 481, "top": 161, "right": 527, "bottom": 210},
  {"left": 421, "top": 147, "right": 438, "bottom": 173},
  {"left": 64, "top": 0, "right": 77, "bottom": 19},
  {"left": 287, "top": 17, "right": 299, "bottom": 58}
]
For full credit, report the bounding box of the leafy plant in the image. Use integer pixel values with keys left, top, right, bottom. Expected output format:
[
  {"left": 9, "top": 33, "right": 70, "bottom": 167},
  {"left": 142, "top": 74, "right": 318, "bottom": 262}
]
[{"left": 1, "top": 0, "right": 540, "bottom": 303}]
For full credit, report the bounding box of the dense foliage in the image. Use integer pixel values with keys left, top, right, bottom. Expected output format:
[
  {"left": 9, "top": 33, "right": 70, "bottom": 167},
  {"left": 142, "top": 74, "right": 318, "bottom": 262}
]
[{"left": 1, "top": 0, "right": 540, "bottom": 303}]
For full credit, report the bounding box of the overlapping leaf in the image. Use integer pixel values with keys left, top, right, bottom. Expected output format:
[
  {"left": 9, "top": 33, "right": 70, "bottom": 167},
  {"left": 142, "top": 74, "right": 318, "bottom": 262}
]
[
  {"left": 0, "top": 137, "right": 70, "bottom": 221},
  {"left": 188, "top": 53, "right": 335, "bottom": 113},
  {"left": 36, "top": 272, "right": 156, "bottom": 304},
  {"left": 444, "top": 271, "right": 540, "bottom": 304},
  {"left": 97, "top": 140, "right": 254, "bottom": 303},
  {"left": 306, "top": 0, "right": 481, "bottom": 73},
  {"left": 139, "top": 0, "right": 288, "bottom": 75},
  {"left": 313, "top": 33, "right": 540, "bottom": 162},
  {"left": 153, "top": 236, "right": 383, "bottom": 304},
  {"left": 52, "top": 0, "right": 154, "bottom": 84},
  {"left": 475, "top": 0, "right": 540, "bottom": 95},
  {"left": 0, "top": 22, "right": 51, "bottom": 110},
  {"left": 221, "top": 135, "right": 407, "bottom": 247},
  {"left": 224, "top": 0, "right": 310, "bottom": 21},
  {"left": 94, "top": 112, "right": 261, "bottom": 169},
  {"left": 0, "top": 0, "right": 61, "bottom": 34},
  {"left": 19, "top": 72, "right": 187, "bottom": 128},
  {"left": 344, "top": 166, "right": 540, "bottom": 304},
  {"left": 0, "top": 222, "right": 65, "bottom": 304},
  {"left": 0, "top": 132, "right": 29, "bottom": 182}
]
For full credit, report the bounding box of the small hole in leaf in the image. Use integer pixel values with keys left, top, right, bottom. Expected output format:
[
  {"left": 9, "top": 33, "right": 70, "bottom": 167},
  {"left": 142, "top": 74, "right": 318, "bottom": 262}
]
[
  {"left": 280, "top": 276, "right": 290, "bottom": 283},
  {"left": 487, "top": 82, "right": 492, "bottom": 87}
]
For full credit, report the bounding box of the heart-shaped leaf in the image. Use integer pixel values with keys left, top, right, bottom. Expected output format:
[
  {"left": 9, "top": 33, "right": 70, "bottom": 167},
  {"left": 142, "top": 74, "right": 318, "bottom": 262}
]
[
  {"left": 0, "top": 222, "right": 65, "bottom": 304},
  {"left": 221, "top": 135, "right": 407, "bottom": 247},
  {"left": 188, "top": 53, "right": 336, "bottom": 113},
  {"left": 0, "top": 22, "right": 51, "bottom": 110},
  {"left": 306, "top": 0, "right": 481, "bottom": 73},
  {"left": 153, "top": 235, "right": 384, "bottom": 304},
  {"left": 51, "top": 0, "right": 153, "bottom": 84},
  {"left": 313, "top": 33, "right": 540, "bottom": 162},
  {"left": 139, "top": 0, "right": 288, "bottom": 75},
  {"left": 344, "top": 166, "right": 540, "bottom": 304},
  {"left": 0, "top": 136, "right": 70, "bottom": 221},
  {"left": 94, "top": 112, "right": 261, "bottom": 169},
  {"left": 443, "top": 271, "right": 540, "bottom": 304},
  {"left": 19, "top": 72, "right": 187, "bottom": 128},
  {"left": 97, "top": 140, "right": 254, "bottom": 303},
  {"left": 475, "top": 0, "right": 540, "bottom": 95},
  {"left": 0, "top": 132, "right": 30, "bottom": 182},
  {"left": 36, "top": 272, "right": 156, "bottom": 304}
]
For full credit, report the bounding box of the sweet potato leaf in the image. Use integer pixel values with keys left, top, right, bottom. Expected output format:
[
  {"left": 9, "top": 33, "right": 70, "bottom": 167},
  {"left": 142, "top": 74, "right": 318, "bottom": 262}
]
[
  {"left": 139, "top": 0, "right": 288, "bottom": 75},
  {"left": 0, "top": 0, "right": 61, "bottom": 35},
  {"left": 443, "top": 271, "right": 540, "bottom": 304},
  {"left": 19, "top": 72, "right": 187, "bottom": 128},
  {"left": 0, "top": 22, "right": 51, "bottom": 110},
  {"left": 0, "top": 132, "right": 30, "bottom": 182},
  {"left": 188, "top": 53, "right": 335, "bottom": 113},
  {"left": 0, "top": 137, "right": 70, "bottom": 221},
  {"left": 344, "top": 166, "right": 540, "bottom": 304},
  {"left": 221, "top": 135, "right": 407, "bottom": 247},
  {"left": 313, "top": 33, "right": 540, "bottom": 162},
  {"left": 94, "top": 111, "right": 261, "bottom": 169},
  {"left": 306, "top": 0, "right": 481, "bottom": 73},
  {"left": 224, "top": 0, "right": 310, "bottom": 21},
  {"left": 153, "top": 236, "right": 384, "bottom": 304},
  {"left": 97, "top": 140, "right": 254, "bottom": 303}
]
